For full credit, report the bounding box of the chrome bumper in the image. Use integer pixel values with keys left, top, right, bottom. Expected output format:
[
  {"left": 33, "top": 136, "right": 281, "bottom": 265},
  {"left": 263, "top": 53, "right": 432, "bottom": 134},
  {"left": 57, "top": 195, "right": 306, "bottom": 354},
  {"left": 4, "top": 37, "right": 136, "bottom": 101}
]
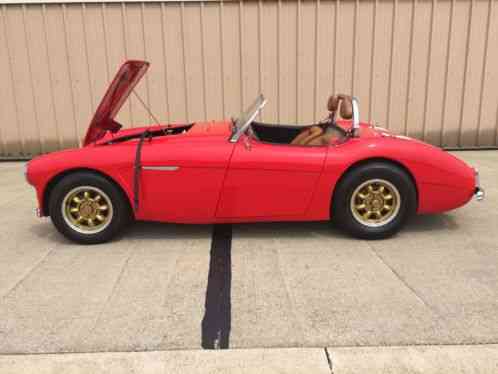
[{"left": 474, "top": 168, "right": 485, "bottom": 201}]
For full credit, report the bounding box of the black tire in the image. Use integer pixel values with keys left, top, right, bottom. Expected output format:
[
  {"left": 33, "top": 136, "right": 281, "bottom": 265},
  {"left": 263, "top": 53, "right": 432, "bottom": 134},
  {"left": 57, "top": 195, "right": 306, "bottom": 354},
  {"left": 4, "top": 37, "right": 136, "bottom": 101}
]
[
  {"left": 332, "top": 162, "right": 417, "bottom": 239},
  {"left": 49, "top": 171, "right": 132, "bottom": 244}
]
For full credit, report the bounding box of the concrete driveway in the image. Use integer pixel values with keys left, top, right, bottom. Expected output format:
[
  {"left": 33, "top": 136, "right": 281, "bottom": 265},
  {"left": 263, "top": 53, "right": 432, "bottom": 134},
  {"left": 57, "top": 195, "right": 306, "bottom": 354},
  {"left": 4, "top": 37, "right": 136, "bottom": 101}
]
[{"left": 0, "top": 151, "right": 497, "bottom": 354}]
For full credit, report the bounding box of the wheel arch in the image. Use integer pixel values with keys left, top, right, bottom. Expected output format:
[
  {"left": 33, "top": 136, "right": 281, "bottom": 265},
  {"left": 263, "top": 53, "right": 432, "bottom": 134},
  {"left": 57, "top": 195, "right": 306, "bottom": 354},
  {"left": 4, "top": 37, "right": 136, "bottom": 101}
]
[
  {"left": 42, "top": 168, "right": 133, "bottom": 217},
  {"left": 331, "top": 157, "right": 419, "bottom": 213}
]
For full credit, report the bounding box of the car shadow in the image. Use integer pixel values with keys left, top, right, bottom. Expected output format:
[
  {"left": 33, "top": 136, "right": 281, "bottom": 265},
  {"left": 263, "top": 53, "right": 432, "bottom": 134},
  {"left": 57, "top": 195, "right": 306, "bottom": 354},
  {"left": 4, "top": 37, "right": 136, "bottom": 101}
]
[{"left": 30, "top": 213, "right": 460, "bottom": 244}]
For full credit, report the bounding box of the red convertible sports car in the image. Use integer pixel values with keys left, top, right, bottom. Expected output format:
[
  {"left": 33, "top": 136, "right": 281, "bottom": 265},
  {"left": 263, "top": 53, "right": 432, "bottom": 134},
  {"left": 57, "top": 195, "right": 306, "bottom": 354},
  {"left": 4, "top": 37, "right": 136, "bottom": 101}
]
[{"left": 26, "top": 60, "right": 484, "bottom": 244}]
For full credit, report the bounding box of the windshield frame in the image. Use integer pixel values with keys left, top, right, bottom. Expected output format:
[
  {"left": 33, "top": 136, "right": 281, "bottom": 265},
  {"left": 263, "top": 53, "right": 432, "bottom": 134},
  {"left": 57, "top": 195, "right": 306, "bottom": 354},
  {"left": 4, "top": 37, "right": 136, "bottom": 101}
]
[{"left": 229, "top": 94, "right": 268, "bottom": 143}]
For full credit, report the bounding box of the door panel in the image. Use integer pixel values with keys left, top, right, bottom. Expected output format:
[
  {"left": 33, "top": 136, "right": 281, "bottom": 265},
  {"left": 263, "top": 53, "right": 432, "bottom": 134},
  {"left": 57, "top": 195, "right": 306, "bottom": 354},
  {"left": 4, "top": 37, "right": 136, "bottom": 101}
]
[
  {"left": 217, "top": 136, "right": 327, "bottom": 218},
  {"left": 138, "top": 137, "right": 234, "bottom": 223}
]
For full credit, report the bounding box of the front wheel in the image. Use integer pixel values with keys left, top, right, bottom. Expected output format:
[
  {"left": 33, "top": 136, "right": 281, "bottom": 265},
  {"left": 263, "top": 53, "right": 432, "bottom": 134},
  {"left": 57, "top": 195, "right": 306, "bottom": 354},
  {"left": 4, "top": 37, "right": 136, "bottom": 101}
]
[
  {"left": 332, "top": 162, "right": 417, "bottom": 239},
  {"left": 49, "top": 172, "right": 132, "bottom": 244}
]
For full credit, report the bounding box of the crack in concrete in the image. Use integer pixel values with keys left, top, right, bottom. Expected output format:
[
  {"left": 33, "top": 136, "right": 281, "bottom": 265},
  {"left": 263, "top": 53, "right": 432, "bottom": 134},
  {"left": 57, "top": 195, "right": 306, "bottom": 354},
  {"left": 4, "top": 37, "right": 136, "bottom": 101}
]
[
  {"left": 0, "top": 247, "right": 54, "bottom": 301},
  {"left": 366, "top": 242, "right": 436, "bottom": 314},
  {"left": 324, "top": 347, "right": 333, "bottom": 373}
]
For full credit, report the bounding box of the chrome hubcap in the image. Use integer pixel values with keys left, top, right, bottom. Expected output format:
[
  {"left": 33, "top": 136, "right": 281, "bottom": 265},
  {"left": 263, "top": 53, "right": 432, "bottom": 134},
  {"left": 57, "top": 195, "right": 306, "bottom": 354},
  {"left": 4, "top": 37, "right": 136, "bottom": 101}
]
[
  {"left": 62, "top": 186, "right": 113, "bottom": 234},
  {"left": 350, "top": 179, "right": 401, "bottom": 227}
]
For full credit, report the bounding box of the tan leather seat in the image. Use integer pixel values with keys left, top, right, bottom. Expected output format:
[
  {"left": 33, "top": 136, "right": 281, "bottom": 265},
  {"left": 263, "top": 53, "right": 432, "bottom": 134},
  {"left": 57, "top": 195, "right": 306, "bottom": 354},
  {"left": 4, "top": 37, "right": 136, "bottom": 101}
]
[{"left": 290, "top": 125, "right": 323, "bottom": 145}]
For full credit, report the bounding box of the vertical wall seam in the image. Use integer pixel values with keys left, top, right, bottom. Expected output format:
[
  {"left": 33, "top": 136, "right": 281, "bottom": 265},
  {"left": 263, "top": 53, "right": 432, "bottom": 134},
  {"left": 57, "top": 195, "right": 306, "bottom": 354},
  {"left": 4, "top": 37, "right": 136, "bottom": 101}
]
[
  {"left": 276, "top": 0, "right": 281, "bottom": 122},
  {"left": 180, "top": 2, "right": 189, "bottom": 122},
  {"left": 22, "top": 4, "right": 43, "bottom": 154},
  {"left": 2, "top": 5, "right": 24, "bottom": 155},
  {"left": 81, "top": 3, "right": 94, "bottom": 112},
  {"left": 101, "top": 3, "right": 110, "bottom": 81},
  {"left": 385, "top": 0, "right": 397, "bottom": 130},
  {"left": 200, "top": 2, "right": 208, "bottom": 120},
  {"left": 422, "top": 0, "right": 435, "bottom": 142},
  {"left": 61, "top": 4, "right": 79, "bottom": 146},
  {"left": 313, "top": 0, "right": 320, "bottom": 122},
  {"left": 258, "top": 0, "right": 263, "bottom": 121},
  {"left": 296, "top": 0, "right": 300, "bottom": 122},
  {"left": 140, "top": 3, "right": 151, "bottom": 109},
  {"left": 159, "top": 3, "right": 170, "bottom": 122},
  {"left": 333, "top": 0, "right": 338, "bottom": 92},
  {"left": 120, "top": 3, "right": 133, "bottom": 124},
  {"left": 457, "top": 0, "right": 474, "bottom": 146},
  {"left": 238, "top": 0, "right": 244, "bottom": 110},
  {"left": 403, "top": 0, "right": 416, "bottom": 136},
  {"left": 368, "top": 0, "right": 377, "bottom": 123},
  {"left": 351, "top": 0, "right": 358, "bottom": 95},
  {"left": 218, "top": 1, "right": 226, "bottom": 119},
  {"left": 476, "top": 0, "right": 492, "bottom": 146},
  {"left": 41, "top": 4, "right": 62, "bottom": 150},
  {"left": 440, "top": 0, "right": 455, "bottom": 147}
]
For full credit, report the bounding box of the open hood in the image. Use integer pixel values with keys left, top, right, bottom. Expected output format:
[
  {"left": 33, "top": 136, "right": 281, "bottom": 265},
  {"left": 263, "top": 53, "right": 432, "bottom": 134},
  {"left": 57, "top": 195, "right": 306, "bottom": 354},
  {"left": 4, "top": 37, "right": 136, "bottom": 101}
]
[{"left": 83, "top": 60, "right": 150, "bottom": 146}]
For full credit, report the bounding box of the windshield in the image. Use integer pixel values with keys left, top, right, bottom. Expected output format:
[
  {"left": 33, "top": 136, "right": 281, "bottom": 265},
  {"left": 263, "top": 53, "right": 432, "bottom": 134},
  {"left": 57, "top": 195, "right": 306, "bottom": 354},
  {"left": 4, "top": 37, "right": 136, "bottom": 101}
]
[{"left": 230, "top": 94, "right": 267, "bottom": 142}]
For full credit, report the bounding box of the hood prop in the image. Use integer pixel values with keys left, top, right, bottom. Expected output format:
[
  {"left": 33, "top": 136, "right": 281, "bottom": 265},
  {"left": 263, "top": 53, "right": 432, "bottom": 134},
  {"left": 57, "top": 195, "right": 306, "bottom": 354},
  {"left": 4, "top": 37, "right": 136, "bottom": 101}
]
[{"left": 133, "top": 130, "right": 152, "bottom": 212}]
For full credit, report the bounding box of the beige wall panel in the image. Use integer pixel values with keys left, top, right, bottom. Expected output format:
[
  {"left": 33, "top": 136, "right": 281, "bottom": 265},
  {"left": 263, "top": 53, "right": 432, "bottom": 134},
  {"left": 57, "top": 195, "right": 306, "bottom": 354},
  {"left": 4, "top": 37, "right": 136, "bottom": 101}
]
[
  {"left": 355, "top": 0, "right": 374, "bottom": 123},
  {"left": 142, "top": 3, "right": 170, "bottom": 124},
  {"left": 240, "top": 1, "right": 260, "bottom": 112},
  {"left": 477, "top": 0, "right": 498, "bottom": 146},
  {"left": 23, "top": 5, "right": 57, "bottom": 154},
  {"left": 315, "top": 0, "right": 335, "bottom": 121},
  {"left": 3, "top": 5, "right": 41, "bottom": 156},
  {"left": 201, "top": 2, "right": 224, "bottom": 120},
  {"left": 183, "top": 3, "right": 207, "bottom": 121},
  {"left": 387, "top": 0, "right": 413, "bottom": 136},
  {"left": 334, "top": 0, "right": 355, "bottom": 99},
  {"left": 1, "top": 0, "right": 497, "bottom": 157},
  {"left": 219, "top": 2, "right": 242, "bottom": 120},
  {"left": 440, "top": 0, "right": 471, "bottom": 147},
  {"left": 405, "top": 0, "right": 431, "bottom": 140},
  {"left": 63, "top": 4, "right": 95, "bottom": 143},
  {"left": 459, "top": 0, "right": 490, "bottom": 147},
  {"left": 297, "top": 1, "right": 317, "bottom": 123},
  {"left": 0, "top": 6, "right": 22, "bottom": 156},
  {"left": 123, "top": 3, "right": 151, "bottom": 126},
  {"left": 105, "top": 3, "right": 133, "bottom": 126},
  {"left": 424, "top": 0, "right": 451, "bottom": 145},
  {"left": 370, "top": 0, "right": 394, "bottom": 129},
  {"left": 44, "top": 4, "right": 80, "bottom": 149},
  {"left": 162, "top": 3, "right": 187, "bottom": 123},
  {"left": 277, "top": 0, "right": 298, "bottom": 123}
]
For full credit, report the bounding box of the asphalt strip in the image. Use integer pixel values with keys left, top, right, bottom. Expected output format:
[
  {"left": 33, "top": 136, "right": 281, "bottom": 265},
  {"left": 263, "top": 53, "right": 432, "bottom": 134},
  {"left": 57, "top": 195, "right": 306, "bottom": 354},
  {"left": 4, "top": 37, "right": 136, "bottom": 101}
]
[{"left": 201, "top": 224, "right": 233, "bottom": 349}]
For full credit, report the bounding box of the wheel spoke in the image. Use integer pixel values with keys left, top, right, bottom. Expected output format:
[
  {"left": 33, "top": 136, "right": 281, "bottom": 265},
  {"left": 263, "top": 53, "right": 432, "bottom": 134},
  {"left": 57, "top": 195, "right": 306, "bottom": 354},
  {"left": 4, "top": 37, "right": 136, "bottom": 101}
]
[
  {"left": 87, "top": 218, "right": 94, "bottom": 226},
  {"left": 93, "top": 195, "right": 101, "bottom": 202},
  {"left": 383, "top": 194, "right": 393, "bottom": 200},
  {"left": 73, "top": 196, "right": 81, "bottom": 204},
  {"left": 95, "top": 214, "right": 105, "bottom": 222},
  {"left": 356, "top": 204, "right": 366, "bottom": 210},
  {"left": 378, "top": 185, "right": 385, "bottom": 193},
  {"left": 368, "top": 185, "right": 374, "bottom": 192},
  {"left": 84, "top": 191, "right": 90, "bottom": 199},
  {"left": 357, "top": 193, "right": 367, "bottom": 200},
  {"left": 363, "top": 211, "right": 371, "bottom": 220},
  {"left": 383, "top": 204, "right": 392, "bottom": 211},
  {"left": 70, "top": 207, "right": 79, "bottom": 213},
  {"left": 99, "top": 205, "right": 108, "bottom": 211}
]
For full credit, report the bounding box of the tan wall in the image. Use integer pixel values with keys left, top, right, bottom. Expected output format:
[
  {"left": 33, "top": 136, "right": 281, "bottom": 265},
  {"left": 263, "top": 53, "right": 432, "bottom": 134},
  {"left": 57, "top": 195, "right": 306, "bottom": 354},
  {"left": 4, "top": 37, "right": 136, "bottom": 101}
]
[{"left": 1, "top": 0, "right": 497, "bottom": 157}]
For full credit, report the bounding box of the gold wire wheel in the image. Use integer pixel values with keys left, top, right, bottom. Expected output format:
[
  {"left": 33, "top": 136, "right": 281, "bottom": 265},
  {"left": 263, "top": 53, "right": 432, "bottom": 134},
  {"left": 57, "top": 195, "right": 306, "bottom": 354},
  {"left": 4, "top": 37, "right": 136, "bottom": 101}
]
[
  {"left": 350, "top": 179, "right": 401, "bottom": 227},
  {"left": 62, "top": 186, "right": 114, "bottom": 234}
]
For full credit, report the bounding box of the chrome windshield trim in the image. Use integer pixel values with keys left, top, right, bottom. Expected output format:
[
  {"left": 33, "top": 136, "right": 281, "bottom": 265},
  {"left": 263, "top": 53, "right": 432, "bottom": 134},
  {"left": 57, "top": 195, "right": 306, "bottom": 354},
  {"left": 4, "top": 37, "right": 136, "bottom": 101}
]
[
  {"left": 142, "top": 166, "right": 179, "bottom": 171},
  {"left": 230, "top": 94, "right": 268, "bottom": 143},
  {"left": 352, "top": 96, "right": 360, "bottom": 137}
]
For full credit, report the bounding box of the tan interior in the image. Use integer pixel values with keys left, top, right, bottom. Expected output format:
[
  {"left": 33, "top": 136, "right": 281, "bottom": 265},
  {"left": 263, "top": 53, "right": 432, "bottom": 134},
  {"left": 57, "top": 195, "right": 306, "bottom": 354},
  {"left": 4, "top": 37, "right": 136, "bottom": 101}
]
[{"left": 291, "top": 94, "right": 351, "bottom": 146}]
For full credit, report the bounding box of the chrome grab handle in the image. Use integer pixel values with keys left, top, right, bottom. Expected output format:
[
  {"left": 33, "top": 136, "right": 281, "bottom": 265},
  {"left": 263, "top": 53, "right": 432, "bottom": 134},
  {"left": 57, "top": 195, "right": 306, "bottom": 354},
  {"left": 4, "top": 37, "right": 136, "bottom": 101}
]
[{"left": 142, "top": 166, "right": 179, "bottom": 171}]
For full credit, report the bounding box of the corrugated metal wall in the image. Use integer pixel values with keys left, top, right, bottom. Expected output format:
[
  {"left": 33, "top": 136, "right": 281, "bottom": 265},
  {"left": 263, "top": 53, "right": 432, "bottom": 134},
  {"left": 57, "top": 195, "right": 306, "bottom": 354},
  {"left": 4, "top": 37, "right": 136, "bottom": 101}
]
[{"left": 1, "top": 0, "right": 497, "bottom": 158}]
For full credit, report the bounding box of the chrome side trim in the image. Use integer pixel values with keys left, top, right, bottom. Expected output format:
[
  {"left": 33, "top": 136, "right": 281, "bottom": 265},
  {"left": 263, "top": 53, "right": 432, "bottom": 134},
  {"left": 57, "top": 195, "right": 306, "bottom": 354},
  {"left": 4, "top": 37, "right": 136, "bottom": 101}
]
[
  {"left": 473, "top": 167, "right": 485, "bottom": 201},
  {"left": 142, "top": 166, "right": 179, "bottom": 171}
]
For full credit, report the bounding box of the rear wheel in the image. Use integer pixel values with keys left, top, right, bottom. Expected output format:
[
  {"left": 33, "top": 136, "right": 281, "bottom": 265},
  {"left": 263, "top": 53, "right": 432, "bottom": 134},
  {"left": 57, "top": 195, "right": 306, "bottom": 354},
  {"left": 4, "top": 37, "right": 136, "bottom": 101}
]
[
  {"left": 332, "top": 162, "right": 416, "bottom": 239},
  {"left": 49, "top": 172, "right": 132, "bottom": 244}
]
